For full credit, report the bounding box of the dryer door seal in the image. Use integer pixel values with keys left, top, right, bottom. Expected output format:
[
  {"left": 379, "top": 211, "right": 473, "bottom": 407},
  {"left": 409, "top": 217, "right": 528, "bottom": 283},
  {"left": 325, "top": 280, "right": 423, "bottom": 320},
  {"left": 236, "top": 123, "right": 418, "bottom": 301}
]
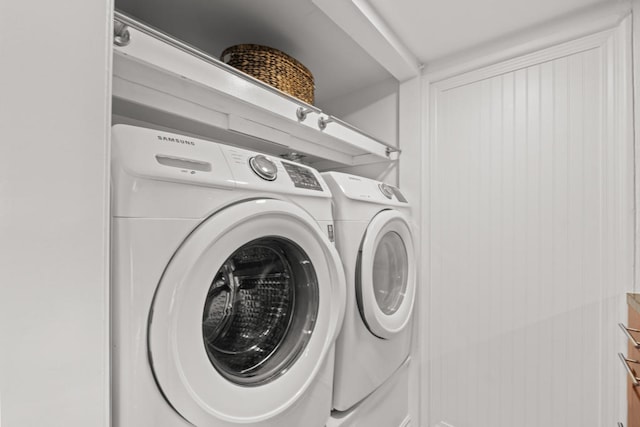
[
  {"left": 357, "top": 210, "right": 416, "bottom": 339},
  {"left": 148, "top": 199, "right": 346, "bottom": 425}
]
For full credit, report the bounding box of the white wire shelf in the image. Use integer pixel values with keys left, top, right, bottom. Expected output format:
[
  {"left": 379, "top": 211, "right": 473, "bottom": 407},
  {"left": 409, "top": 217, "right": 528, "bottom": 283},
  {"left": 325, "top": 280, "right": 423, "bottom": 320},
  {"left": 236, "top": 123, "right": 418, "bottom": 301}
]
[{"left": 112, "top": 11, "right": 400, "bottom": 170}]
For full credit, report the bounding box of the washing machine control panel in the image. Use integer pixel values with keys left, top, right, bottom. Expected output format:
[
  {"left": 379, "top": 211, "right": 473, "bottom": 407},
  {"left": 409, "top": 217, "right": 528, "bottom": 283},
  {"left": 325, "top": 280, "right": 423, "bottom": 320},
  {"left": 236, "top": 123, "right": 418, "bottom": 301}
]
[
  {"left": 219, "top": 145, "right": 329, "bottom": 195},
  {"left": 282, "top": 162, "right": 322, "bottom": 191}
]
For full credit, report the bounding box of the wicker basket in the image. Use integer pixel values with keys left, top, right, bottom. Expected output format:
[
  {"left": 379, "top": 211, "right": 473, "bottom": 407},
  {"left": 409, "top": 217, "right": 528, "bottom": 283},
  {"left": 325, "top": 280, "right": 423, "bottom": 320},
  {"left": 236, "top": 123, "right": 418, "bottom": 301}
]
[{"left": 221, "top": 44, "right": 315, "bottom": 105}]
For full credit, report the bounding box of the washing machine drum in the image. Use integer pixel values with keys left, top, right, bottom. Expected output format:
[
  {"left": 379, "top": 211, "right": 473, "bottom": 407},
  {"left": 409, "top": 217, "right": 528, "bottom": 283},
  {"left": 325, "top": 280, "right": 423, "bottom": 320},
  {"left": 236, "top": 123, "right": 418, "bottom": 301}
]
[
  {"left": 202, "top": 237, "right": 317, "bottom": 386},
  {"left": 148, "top": 199, "right": 345, "bottom": 426}
]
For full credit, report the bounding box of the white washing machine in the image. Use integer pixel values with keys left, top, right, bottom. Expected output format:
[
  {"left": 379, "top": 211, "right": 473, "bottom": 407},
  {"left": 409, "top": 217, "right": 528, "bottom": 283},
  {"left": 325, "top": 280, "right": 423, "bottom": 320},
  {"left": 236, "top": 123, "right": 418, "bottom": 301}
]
[
  {"left": 321, "top": 172, "right": 416, "bottom": 412},
  {"left": 111, "top": 125, "right": 346, "bottom": 427}
]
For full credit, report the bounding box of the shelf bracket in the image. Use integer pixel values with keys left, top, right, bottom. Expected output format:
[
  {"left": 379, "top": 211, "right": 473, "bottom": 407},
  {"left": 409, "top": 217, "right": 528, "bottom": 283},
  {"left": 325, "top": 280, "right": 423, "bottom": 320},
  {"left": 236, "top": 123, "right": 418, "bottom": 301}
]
[
  {"left": 113, "top": 21, "right": 130, "bottom": 47},
  {"left": 296, "top": 107, "right": 313, "bottom": 122},
  {"left": 318, "top": 116, "right": 335, "bottom": 131}
]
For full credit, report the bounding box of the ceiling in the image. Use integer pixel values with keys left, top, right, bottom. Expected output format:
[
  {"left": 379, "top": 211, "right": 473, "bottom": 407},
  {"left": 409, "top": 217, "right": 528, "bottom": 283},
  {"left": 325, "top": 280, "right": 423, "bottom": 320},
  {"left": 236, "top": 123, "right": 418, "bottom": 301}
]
[
  {"left": 367, "top": 0, "right": 613, "bottom": 64},
  {"left": 116, "top": 0, "right": 618, "bottom": 107}
]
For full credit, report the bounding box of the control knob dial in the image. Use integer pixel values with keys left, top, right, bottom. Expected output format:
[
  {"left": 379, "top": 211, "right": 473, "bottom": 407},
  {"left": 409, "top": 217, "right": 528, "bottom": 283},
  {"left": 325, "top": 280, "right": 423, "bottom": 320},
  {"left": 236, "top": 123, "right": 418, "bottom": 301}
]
[{"left": 249, "top": 155, "right": 278, "bottom": 181}]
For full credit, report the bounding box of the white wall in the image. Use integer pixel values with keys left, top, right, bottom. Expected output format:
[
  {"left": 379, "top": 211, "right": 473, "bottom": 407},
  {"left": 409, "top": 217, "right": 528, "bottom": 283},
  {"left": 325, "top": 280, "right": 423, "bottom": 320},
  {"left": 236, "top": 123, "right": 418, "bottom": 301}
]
[
  {"left": 0, "top": 3, "right": 112, "bottom": 427},
  {"left": 320, "top": 78, "right": 399, "bottom": 184},
  {"left": 425, "top": 19, "right": 632, "bottom": 427}
]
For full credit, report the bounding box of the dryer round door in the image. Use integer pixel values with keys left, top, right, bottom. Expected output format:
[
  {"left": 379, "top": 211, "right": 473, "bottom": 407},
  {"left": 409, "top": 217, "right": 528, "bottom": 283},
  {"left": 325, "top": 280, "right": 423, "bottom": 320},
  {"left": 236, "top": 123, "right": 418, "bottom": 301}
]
[
  {"left": 148, "top": 199, "right": 345, "bottom": 425},
  {"left": 357, "top": 209, "right": 416, "bottom": 339}
]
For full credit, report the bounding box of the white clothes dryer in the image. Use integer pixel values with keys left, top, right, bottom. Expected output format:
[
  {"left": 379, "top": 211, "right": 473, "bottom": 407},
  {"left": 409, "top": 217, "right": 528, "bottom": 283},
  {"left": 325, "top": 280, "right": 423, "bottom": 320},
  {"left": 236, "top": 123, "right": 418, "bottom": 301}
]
[
  {"left": 111, "top": 125, "right": 346, "bottom": 427},
  {"left": 321, "top": 172, "right": 416, "bottom": 412}
]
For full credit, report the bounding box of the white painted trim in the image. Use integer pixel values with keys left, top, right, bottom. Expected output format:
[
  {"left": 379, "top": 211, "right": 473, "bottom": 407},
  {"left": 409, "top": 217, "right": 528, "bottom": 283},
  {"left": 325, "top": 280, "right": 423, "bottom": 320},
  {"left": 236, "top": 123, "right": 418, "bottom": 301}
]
[
  {"left": 424, "top": 63, "right": 437, "bottom": 427},
  {"left": 104, "top": 8, "right": 114, "bottom": 427},
  {"left": 424, "top": 0, "right": 632, "bottom": 84},
  {"left": 432, "top": 29, "right": 614, "bottom": 91},
  {"left": 612, "top": 14, "right": 635, "bottom": 424},
  {"left": 311, "top": 0, "right": 420, "bottom": 81},
  {"left": 419, "top": 77, "right": 431, "bottom": 427},
  {"left": 398, "top": 76, "right": 424, "bottom": 427}
]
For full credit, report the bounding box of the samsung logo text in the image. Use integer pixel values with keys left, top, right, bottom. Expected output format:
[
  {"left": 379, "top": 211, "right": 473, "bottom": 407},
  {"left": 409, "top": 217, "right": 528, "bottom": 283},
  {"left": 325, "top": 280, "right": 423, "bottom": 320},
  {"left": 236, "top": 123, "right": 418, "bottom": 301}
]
[{"left": 157, "top": 135, "right": 195, "bottom": 146}]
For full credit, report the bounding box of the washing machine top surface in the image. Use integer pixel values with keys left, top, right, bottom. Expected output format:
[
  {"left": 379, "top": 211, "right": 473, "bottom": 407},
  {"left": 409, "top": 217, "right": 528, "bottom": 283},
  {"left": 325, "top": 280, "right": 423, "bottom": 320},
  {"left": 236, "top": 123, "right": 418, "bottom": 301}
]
[{"left": 111, "top": 125, "right": 332, "bottom": 218}]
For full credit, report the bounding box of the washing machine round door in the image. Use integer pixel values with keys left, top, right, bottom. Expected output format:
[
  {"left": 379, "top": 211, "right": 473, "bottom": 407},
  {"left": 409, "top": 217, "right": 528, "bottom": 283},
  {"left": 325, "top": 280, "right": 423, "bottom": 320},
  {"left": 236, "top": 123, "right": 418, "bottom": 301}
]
[
  {"left": 357, "top": 209, "right": 416, "bottom": 339},
  {"left": 148, "top": 199, "right": 345, "bottom": 426}
]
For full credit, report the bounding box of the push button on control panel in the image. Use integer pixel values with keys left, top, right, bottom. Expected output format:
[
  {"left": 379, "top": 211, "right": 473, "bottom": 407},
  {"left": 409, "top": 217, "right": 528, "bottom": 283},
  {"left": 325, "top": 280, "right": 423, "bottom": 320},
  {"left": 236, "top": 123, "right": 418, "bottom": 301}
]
[{"left": 249, "top": 155, "right": 278, "bottom": 181}]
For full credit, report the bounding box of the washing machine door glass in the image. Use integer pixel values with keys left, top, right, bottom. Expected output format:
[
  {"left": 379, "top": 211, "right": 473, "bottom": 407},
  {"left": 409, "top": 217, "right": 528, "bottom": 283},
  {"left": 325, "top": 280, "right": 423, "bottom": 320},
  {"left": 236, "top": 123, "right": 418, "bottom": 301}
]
[
  {"left": 148, "top": 199, "right": 346, "bottom": 426},
  {"left": 372, "top": 231, "right": 408, "bottom": 315},
  {"left": 358, "top": 210, "right": 416, "bottom": 339},
  {"left": 202, "top": 237, "right": 318, "bottom": 386}
]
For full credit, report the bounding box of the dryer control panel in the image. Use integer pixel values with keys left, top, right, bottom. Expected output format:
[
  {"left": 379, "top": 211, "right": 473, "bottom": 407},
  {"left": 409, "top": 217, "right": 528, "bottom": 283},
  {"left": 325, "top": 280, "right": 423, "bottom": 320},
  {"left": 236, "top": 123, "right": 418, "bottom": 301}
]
[{"left": 322, "top": 172, "right": 408, "bottom": 205}]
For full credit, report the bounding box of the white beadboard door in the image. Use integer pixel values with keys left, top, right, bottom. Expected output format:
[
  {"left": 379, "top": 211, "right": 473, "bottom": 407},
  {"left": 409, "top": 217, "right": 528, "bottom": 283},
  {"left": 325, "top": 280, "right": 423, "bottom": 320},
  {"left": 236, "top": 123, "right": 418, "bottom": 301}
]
[{"left": 427, "top": 18, "right": 633, "bottom": 427}]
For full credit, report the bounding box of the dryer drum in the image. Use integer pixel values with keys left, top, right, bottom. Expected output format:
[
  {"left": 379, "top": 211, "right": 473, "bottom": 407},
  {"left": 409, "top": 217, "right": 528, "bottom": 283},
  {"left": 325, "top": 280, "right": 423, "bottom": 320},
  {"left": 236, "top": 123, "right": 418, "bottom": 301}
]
[{"left": 202, "top": 237, "right": 319, "bottom": 386}]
